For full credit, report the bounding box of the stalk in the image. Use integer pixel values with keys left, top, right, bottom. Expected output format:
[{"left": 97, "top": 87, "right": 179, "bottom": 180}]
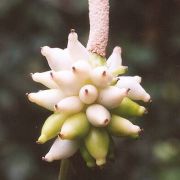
[
  {"left": 58, "top": 159, "right": 70, "bottom": 180},
  {"left": 87, "top": 0, "right": 109, "bottom": 57}
]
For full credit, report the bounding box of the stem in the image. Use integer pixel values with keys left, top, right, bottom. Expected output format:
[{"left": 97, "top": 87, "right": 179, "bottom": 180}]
[
  {"left": 58, "top": 159, "right": 70, "bottom": 180},
  {"left": 87, "top": 0, "right": 109, "bottom": 57}
]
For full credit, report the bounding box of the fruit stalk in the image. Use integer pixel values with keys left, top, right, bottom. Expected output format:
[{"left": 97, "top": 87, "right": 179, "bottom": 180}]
[
  {"left": 58, "top": 159, "right": 70, "bottom": 180},
  {"left": 87, "top": 0, "right": 109, "bottom": 57}
]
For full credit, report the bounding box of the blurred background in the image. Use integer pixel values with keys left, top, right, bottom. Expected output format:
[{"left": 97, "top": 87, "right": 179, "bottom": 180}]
[{"left": 0, "top": 0, "right": 180, "bottom": 179}]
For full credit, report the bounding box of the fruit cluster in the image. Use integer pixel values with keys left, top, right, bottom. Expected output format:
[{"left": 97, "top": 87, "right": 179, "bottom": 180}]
[{"left": 27, "top": 30, "right": 150, "bottom": 167}]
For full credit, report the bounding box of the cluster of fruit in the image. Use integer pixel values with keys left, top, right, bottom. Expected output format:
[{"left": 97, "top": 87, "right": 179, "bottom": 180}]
[{"left": 27, "top": 30, "right": 150, "bottom": 167}]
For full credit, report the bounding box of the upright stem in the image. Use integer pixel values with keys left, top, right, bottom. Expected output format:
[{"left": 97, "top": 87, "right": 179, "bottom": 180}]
[
  {"left": 58, "top": 159, "right": 70, "bottom": 180},
  {"left": 87, "top": 0, "right": 109, "bottom": 57}
]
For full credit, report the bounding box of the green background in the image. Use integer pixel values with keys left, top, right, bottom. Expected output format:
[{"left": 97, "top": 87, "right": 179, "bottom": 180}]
[{"left": 0, "top": 0, "right": 180, "bottom": 179}]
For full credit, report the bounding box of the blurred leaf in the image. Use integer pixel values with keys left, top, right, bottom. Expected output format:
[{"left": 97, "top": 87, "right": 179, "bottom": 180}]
[
  {"left": 125, "top": 44, "right": 157, "bottom": 67},
  {"left": 0, "top": 0, "right": 23, "bottom": 16},
  {"left": 158, "top": 168, "right": 180, "bottom": 180},
  {"left": 153, "top": 141, "right": 179, "bottom": 162}
]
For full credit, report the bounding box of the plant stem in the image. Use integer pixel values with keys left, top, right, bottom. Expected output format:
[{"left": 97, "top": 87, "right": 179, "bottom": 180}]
[
  {"left": 58, "top": 159, "right": 70, "bottom": 180},
  {"left": 87, "top": 0, "right": 109, "bottom": 57}
]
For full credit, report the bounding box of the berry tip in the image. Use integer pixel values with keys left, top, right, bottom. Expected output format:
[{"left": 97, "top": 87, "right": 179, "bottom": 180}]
[
  {"left": 70, "top": 29, "right": 75, "bottom": 33},
  {"left": 102, "top": 71, "right": 106, "bottom": 76}
]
